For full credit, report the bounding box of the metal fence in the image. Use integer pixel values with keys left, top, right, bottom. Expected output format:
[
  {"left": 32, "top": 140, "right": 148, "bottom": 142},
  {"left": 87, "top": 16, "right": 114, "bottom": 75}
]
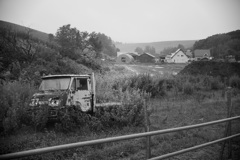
[{"left": 0, "top": 115, "right": 240, "bottom": 160}]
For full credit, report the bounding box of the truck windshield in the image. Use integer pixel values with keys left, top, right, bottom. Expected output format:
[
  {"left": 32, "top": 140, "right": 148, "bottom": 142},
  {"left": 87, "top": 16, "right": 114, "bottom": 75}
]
[{"left": 39, "top": 78, "right": 71, "bottom": 91}]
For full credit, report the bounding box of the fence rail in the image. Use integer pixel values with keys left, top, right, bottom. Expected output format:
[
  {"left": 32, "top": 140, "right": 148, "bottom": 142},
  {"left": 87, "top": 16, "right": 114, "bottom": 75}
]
[
  {"left": 0, "top": 115, "right": 240, "bottom": 160},
  {"left": 149, "top": 133, "right": 240, "bottom": 160}
]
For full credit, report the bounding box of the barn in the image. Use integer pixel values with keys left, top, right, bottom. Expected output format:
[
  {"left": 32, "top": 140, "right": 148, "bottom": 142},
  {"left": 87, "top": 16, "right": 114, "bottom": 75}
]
[
  {"left": 137, "top": 52, "right": 155, "bottom": 63},
  {"left": 116, "top": 53, "right": 134, "bottom": 63}
]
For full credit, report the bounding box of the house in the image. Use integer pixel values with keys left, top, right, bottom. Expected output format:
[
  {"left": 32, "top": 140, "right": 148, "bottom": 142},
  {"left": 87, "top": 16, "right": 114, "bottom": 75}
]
[
  {"left": 194, "top": 49, "right": 211, "bottom": 60},
  {"left": 137, "top": 52, "right": 155, "bottom": 63},
  {"left": 165, "top": 49, "right": 189, "bottom": 63},
  {"left": 116, "top": 53, "right": 134, "bottom": 63}
]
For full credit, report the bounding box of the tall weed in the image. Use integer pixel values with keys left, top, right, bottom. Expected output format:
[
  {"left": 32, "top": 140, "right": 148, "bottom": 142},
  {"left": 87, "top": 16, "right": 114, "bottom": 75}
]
[
  {"left": 0, "top": 81, "right": 37, "bottom": 133},
  {"left": 230, "top": 75, "right": 240, "bottom": 89}
]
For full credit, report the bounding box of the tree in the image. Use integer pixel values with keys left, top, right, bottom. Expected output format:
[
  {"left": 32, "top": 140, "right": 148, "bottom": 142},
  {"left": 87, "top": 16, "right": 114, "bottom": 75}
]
[
  {"left": 144, "top": 45, "right": 156, "bottom": 54},
  {"left": 88, "top": 32, "right": 102, "bottom": 58},
  {"left": 192, "top": 31, "right": 240, "bottom": 59},
  {"left": 55, "top": 24, "right": 104, "bottom": 59},
  {"left": 0, "top": 27, "right": 37, "bottom": 79},
  {"left": 160, "top": 47, "right": 178, "bottom": 56},
  {"left": 55, "top": 24, "right": 81, "bottom": 59},
  {"left": 177, "top": 44, "right": 185, "bottom": 52},
  {"left": 96, "top": 33, "right": 118, "bottom": 57},
  {"left": 135, "top": 47, "right": 143, "bottom": 54},
  {"left": 48, "top": 34, "right": 54, "bottom": 42}
]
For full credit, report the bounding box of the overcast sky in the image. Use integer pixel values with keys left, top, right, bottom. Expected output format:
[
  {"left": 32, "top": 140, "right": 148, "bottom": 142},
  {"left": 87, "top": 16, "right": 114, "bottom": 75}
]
[{"left": 0, "top": 0, "right": 240, "bottom": 43}]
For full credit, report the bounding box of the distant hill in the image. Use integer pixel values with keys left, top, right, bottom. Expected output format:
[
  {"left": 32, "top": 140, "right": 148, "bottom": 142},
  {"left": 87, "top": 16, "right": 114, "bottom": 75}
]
[
  {"left": 0, "top": 20, "right": 50, "bottom": 42},
  {"left": 115, "top": 40, "right": 196, "bottom": 55},
  {"left": 193, "top": 30, "right": 240, "bottom": 59}
]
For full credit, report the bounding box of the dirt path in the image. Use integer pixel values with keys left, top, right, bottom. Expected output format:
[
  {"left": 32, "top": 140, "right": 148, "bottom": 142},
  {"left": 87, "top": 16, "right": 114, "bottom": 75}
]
[{"left": 116, "top": 63, "right": 187, "bottom": 76}]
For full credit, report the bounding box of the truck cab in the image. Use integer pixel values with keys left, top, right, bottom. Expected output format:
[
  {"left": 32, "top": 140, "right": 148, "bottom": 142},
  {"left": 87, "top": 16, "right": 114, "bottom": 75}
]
[{"left": 29, "top": 73, "right": 96, "bottom": 118}]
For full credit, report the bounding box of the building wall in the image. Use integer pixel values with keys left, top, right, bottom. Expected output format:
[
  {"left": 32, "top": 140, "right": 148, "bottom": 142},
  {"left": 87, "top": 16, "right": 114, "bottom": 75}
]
[
  {"left": 137, "top": 53, "right": 155, "bottom": 63},
  {"left": 165, "top": 57, "right": 173, "bottom": 63}
]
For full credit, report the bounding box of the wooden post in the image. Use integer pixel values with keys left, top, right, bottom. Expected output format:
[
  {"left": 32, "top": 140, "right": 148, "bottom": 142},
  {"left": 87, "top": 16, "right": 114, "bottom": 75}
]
[
  {"left": 220, "top": 87, "right": 232, "bottom": 160},
  {"left": 227, "top": 88, "right": 232, "bottom": 159},
  {"left": 143, "top": 99, "right": 151, "bottom": 159},
  {"left": 222, "top": 77, "right": 227, "bottom": 97}
]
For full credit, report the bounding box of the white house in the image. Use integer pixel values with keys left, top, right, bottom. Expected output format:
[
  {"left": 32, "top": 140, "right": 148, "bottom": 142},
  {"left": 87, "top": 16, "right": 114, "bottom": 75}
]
[{"left": 165, "top": 49, "right": 189, "bottom": 63}]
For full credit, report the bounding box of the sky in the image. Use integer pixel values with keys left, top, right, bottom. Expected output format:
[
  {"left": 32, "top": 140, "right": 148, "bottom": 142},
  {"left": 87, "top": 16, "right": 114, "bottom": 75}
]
[{"left": 0, "top": 0, "right": 240, "bottom": 43}]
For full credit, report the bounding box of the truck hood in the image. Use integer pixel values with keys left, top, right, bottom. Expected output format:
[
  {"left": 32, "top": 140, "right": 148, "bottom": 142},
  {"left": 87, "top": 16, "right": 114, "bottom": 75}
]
[{"left": 32, "top": 90, "right": 68, "bottom": 101}]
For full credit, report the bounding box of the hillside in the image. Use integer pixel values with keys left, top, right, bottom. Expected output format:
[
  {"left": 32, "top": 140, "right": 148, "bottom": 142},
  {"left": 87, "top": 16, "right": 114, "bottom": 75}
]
[
  {"left": 179, "top": 61, "right": 240, "bottom": 78},
  {"left": 193, "top": 30, "right": 240, "bottom": 59},
  {"left": 115, "top": 40, "right": 196, "bottom": 54},
  {"left": 0, "top": 20, "right": 50, "bottom": 42},
  {"left": 0, "top": 20, "right": 118, "bottom": 57}
]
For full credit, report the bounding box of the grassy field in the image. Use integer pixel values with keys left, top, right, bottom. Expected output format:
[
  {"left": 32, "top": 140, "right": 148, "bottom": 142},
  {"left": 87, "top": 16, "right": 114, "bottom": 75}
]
[
  {"left": 116, "top": 63, "right": 187, "bottom": 76},
  {"left": 1, "top": 90, "right": 239, "bottom": 159},
  {"left": 0, "top": 64, "right": 240, "bottom": 160}
]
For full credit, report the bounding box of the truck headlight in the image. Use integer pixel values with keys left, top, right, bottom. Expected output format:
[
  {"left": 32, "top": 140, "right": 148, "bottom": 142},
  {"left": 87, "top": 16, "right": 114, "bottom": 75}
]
[
  {"left": 81, "top": 101, "right": 91, "bottom": 112},
  {"left": 49, "top": 98, "right": 61, "bottom": 107},
  {"left": 30, "top": 98, "right": 39, "bottom": 106}
]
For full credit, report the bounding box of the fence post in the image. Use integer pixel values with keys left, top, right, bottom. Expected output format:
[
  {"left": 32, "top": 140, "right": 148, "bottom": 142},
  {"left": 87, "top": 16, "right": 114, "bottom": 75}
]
[
  {"left": 220, "top": 87, "right": 232, "bottom": 160},
  {"left": 222, "top": 77, "right": 227, "bottom": 97},
  {"left": 227, "top": 88, "right": 232, "bottom": 159},
  {"left": 144, "top": 98, "right": 151, "bottom": 159}
]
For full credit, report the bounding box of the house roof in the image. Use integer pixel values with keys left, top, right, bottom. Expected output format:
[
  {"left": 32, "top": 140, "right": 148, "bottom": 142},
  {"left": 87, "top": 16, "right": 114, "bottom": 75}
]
[
  {"left": 168, "top": 49, "right": 187, "bottom": 59},
  {"left": 141, "top": 52, "right": 155, "bottom": 58},
  {"left": 127, "top": 52, "right": 139, "bottom": 56},
  {"left": 194, "top": 49, "right": 211, "bottom": 57},
  {"left": 117, "top": 52, "right": 139, "bottom": 57},
  {"left": 118, "top": 53, "right": 134, "bottom": 60},
  {"left": 117, "top": 52, "right": 127, "bottom": 56}
]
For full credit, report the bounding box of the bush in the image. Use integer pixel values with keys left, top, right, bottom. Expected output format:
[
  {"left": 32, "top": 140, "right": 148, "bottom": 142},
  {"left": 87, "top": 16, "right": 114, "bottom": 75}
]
[
  {"left": 0, "top": 81, "right": 37, "bottom": 133},
  {"left": 183, "top": 82, "right": 194, "bottom": 95},
  {"left": 94, "top": 89, "right": 148, "bottom": 129},
  {"left": 55, "top": 107, "right": 92, "bottom": 132},
  {"left": 229, "top": 75, "right": 240, "bottom": 89},
  {"left": 210, "top": 77, "right": 224, "bottom": 90}
]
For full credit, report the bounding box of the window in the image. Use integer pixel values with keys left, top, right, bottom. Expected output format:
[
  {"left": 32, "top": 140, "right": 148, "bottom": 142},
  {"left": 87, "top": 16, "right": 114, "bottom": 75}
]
[
  {"left": 121, "top": 57, "right": 126, "bottom": 62},
  {"left": 71, "top": 78, "right": 88, "bottom": 90},
  {"left": 40, "top": 78, "right": 71, "bottom": 91},
  {"left": 77, "top": 78, "right": 88, "bottom": 90}
]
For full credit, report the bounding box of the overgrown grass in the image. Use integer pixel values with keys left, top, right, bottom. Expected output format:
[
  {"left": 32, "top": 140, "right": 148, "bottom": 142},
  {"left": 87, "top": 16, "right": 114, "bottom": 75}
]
[{"left": 0, "top": 73, "right": 240, "bottom": 159}]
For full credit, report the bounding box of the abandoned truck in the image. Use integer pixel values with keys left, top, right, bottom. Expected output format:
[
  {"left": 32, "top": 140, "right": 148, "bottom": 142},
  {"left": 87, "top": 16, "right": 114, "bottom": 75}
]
[{"left": 29, "top": 73, "right": 97, "bottom": 118}]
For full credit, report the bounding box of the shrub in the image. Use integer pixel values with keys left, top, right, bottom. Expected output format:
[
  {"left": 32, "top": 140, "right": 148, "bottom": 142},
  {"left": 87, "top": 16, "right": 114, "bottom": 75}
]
[
  {"left": 0, "top": 81, "right": 37, "bottom": 133},
  {"left": 56, "top": 107, "right": 91, "bottom": 132},
  {"left": 229, "top": 75, "right": 240, "bottom": 89},
  {"left": 183, "top": 82, "right": 194, "bottom": 95},
  {"left": 210, "top": 77, "right": 224, "bottom": 90},
  {"left": 94, "top": 89, "right": 148, "bottom": 129}
]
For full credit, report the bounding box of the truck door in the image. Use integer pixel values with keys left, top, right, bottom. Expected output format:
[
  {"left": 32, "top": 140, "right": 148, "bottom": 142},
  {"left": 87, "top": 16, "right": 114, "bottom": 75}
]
[
  {"left": 91, "top": 73, "right": 96, "bottom": 112},
  {"left": 71, "top": 77, "right": 91, "bottom": 112}
]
